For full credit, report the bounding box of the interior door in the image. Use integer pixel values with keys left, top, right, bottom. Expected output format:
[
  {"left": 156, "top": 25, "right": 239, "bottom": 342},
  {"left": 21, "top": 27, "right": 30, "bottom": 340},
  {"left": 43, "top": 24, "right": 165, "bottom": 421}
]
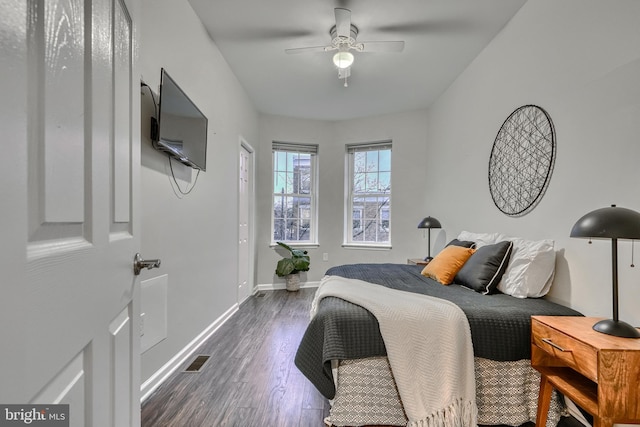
[
  {"left": 0, "top": 0, "right": 142, "bottom": 426},
  {"left": 238, "top": 141, "right": 253, "bottom": 303}
]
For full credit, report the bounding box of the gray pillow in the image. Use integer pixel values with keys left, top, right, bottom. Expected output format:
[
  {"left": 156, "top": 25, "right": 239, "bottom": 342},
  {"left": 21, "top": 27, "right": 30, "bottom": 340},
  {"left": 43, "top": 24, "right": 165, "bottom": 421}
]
[
  {"left": 455, "top": 241, "right": 513, "bottom": 294},
  {"left": 445, "top": 238, "right": 475, "bottom": 248}
]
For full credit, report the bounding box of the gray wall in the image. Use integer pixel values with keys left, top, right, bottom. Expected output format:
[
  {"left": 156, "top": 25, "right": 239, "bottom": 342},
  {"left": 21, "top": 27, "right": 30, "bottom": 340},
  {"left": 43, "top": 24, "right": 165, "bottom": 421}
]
[
  {"left": 139, "top": 0, "right": 259, "bottom": 382},
  {"left": 256, "top": 111, "right": 430, "bottom": 287},
  {"left": 256, "top": 0, "right": 640, "bottom": 330},
  {"left": 424, "top": 0, "right": 640, "bottom": 325},
  {"left": 138, "top": 0, "right": 640, "bottom": 387}
]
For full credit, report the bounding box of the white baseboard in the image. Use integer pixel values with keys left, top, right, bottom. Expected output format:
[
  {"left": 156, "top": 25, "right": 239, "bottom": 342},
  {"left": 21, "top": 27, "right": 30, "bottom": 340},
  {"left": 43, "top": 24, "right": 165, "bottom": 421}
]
[
  {"left": 256, "top": 281, "right": 320, "bottom": 291},
  {"left": 140, "top": 302, "right": 239, "bottom": 402}
]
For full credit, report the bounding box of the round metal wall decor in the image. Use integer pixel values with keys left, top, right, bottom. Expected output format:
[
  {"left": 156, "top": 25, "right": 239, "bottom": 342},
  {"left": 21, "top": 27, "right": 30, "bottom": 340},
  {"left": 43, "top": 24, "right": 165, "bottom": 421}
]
[{"left": 488, "top": 105, "right": 556, "bottom": 216}]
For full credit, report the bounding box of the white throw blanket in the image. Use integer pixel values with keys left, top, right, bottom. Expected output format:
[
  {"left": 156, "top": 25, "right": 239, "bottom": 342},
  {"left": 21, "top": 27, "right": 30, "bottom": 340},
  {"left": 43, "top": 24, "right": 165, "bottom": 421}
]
[{"left": 311, "top": 275, "right": 477, "bottom": 427}]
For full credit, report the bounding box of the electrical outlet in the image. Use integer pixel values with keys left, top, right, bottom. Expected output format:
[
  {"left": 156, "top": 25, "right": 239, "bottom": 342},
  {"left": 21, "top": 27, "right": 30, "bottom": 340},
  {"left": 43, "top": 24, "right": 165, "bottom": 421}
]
[{"left": 323, "top": 253, "right": 329, "bottom": 261}]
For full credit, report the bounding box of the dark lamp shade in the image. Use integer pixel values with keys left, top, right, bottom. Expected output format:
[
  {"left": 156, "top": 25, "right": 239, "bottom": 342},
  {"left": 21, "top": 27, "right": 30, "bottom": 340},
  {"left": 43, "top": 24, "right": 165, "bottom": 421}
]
[
  {"left": 418, "top": 216, "right": 442, "bottom": 229},
  {"left": 570, "top": 204, "right": 640, "bottom": 338},
  {"left": 570, "top": 205, "right": 640, "bottom": 239}
]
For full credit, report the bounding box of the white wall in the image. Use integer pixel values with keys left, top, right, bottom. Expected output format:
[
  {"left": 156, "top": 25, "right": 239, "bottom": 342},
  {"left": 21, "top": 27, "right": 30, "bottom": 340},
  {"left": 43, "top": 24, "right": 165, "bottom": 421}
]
[
  {"left": 256, "top": 110, "right": 430, "bottom": 286},
  {"left": 137, "top": 0, "right": 640, "bottom": 387},
  {"left": 425, "top": 0, "right": 640, "bottom": 325},
  {"left": 139, "top": 0, "right": 258, "bottom": 382}
]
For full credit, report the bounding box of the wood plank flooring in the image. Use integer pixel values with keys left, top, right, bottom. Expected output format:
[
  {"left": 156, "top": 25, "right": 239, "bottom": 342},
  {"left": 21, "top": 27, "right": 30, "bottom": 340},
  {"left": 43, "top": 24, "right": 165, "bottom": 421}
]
[
  {"left": 141, "top": 288, "right": 581, "bottom": 427},
  {"left": 141, "top": 288, "right": 330, "bottom": 427}
]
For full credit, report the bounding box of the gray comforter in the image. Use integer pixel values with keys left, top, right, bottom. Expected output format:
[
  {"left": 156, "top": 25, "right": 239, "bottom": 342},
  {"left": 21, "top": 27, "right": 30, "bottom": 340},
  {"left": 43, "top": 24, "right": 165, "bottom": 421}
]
[{"left": 294, "top": 263, "right": 582, "bottom": 399}]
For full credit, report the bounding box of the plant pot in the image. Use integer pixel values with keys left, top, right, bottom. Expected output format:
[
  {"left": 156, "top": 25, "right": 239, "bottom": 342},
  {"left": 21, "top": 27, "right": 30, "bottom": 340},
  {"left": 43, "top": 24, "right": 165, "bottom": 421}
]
[{"left": 285, "top": 273, "right": 300, "bottom": 292}]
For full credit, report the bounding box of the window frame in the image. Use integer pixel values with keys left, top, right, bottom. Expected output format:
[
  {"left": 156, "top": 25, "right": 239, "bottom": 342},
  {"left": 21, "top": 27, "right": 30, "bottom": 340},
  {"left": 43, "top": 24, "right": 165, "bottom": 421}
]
[
  {"left": 344, "top": 141, "right": 392, "bottom": 249},
  {"left": 271, "top": 142, "right": 319, "bottom": 247}
]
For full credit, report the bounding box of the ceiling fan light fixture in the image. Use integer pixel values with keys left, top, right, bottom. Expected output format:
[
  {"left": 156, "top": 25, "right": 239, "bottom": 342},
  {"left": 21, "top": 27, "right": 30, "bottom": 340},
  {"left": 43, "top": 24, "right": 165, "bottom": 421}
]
[{"left": 333, "top": 51, "right": 354, "bottom": 69}]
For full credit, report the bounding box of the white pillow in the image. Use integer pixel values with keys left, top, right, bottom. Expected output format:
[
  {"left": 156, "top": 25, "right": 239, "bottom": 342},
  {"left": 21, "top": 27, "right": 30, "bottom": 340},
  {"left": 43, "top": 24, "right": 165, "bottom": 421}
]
[
  {"left": 496, "top": 236, "right": 556, "bottom": 298},
  {"left": 456, "top": 231, "right": 501, "bottom": 249}
]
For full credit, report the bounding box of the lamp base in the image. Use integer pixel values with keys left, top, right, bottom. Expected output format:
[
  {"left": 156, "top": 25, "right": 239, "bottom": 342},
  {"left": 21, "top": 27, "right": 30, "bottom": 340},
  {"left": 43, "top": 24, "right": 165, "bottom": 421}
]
[
  {"left": 423, "top": 256, "right": 433, "bottom": 262},
  {"left": 593, "top": 319, "right": 640, "bottom": 338}
]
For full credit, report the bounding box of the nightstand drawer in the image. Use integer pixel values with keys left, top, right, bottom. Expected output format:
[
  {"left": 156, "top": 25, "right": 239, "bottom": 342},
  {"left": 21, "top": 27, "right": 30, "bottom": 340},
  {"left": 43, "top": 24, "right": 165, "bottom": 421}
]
[
  {"left": 532, "top": 319, "right": 598, "bottom": 382},
  {"left": 532, "top": 316, "right": 640, "bottom": 427}
]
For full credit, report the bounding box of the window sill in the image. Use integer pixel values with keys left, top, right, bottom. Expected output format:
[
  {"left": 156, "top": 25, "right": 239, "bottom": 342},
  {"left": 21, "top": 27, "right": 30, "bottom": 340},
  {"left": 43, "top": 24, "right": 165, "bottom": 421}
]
[
  {"left": 342, "top": 243, "right": 392, "bottom": 251},
  {"left": 270, "top": 242, "right": 320, "bottom": 249}
]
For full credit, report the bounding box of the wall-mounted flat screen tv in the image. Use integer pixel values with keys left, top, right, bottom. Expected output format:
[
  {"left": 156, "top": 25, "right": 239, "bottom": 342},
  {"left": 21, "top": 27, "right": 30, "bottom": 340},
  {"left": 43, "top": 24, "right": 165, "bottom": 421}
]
[{"left": 153, "top": 68, "right": 208, "bottom": 171}]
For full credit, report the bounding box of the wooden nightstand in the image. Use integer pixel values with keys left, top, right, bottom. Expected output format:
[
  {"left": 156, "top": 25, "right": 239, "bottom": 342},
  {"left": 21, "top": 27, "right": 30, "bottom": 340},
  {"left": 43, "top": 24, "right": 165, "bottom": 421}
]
[
  {"left": 531, "top": 316, "right": 640, "bottom": 427},
  {"left": 407, "top": 258, "right": 430, "bottom": 266}
]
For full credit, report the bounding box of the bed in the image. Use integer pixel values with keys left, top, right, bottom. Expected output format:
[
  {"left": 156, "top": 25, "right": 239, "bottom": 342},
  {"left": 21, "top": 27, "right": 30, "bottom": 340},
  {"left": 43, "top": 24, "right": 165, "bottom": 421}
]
[{"left": 295, "top": 247, "right": 582, "bottom": 427}]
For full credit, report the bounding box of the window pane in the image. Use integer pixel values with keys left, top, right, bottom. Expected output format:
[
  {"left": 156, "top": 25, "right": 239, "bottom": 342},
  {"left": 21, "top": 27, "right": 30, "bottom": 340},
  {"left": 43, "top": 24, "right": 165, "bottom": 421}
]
[
  {"left": 363, "top": 197, "right": 377, "bottom": 220},
  {"left": 273, "top": 218, "right": 285, "bottom": 241},
  {"left": 299, "top": 219, "right": 310, "bottom": 241},
  {"left": 299, "top": 203, "right": 311, "bottom": 219},
  {"left": 378, "top": 226, "right": 389, "bottom": 242},
  {"left": 275, "top": 151, "right": 286, "bottom": 172},
  {"left": 272, "top": 145, "right": 316, "bottom": 243},
  {"left": 346, "top": 145, "right": 391, "bottom": 244},
  {"left": 274, "top": 171, "right": 287, "bottom": 194},
  {"left": 284, "top": 196, "right": 294, "bottom": 217},
  {"left": 366, "top": 151, "right": 378, "bottom": 171},
  {"left": 352, "top": 223, "right": 364, "bottom": 241},
  {"left": 299, "top": 164, "right": 311, "bottom": 194},
  {"left": 273, "top": 195, "right": 284, "bottom": 219},
  {"left": 353, "top": 171, "right": 365, "bottom": 193},
  {"left": 379, "top": 149, "right": 391, "bottom": 171},
  {"left": 363, "top": 219, "right": 377, "bottom": 241},
  {"left": 365, "top": 172, "right": 378, "bottom": 193},
  {"left": 379, "top": 172, "right": 391, "bottom": 192},
  {"left": 286, "top": 219, "right": 299, "bottom": 240},
  {"left": 286, "top": 152, "right": 295, "bottom": 172},
  {"left": 354, "top": 151, "right": 366, "bottom": 170},
  {"left": 284, "top": 171, "right": 294, "bottom": 194},
  {"left": 293, "top": 170, "right": 301, "bottom": 193},
  {"left": 295, "top": 196, "right": 310, "bottom": 217},
  {"left": 381, "top": 205, "right": 390, "bottom": 220}
]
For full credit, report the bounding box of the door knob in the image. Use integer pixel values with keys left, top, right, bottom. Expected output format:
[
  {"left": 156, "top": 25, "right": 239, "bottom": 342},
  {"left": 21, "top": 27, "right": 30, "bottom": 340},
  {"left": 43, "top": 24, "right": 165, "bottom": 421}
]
[{"left": 134, "top": 253, "right": 161, "bottom": 275}]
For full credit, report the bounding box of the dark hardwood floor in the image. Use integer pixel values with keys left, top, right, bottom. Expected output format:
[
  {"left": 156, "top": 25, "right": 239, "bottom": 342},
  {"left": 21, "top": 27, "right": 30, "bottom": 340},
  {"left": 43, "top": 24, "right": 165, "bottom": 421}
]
[
  {"left": 141, "top": 288, "right": 330, "bottom": 427},
  {"left": 141, "top": 288, "right": 583, "bottom": 427}
]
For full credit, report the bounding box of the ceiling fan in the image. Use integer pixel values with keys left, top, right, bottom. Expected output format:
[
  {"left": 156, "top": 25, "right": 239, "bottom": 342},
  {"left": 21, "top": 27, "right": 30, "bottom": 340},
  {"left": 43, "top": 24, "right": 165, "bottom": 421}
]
[{"left": 285, "top": 8, "right": 405, "bottom": 87}]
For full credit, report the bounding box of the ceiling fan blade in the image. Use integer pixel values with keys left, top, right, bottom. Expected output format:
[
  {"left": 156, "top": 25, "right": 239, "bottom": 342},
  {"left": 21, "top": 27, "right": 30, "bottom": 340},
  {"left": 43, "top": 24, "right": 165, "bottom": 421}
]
[
  {"left": 375, "top": 19, "right": 476, "bottom": 35},
  {"left": 285, "top": 45, "right": 333, "bottom": 54},
  {"left": 357, "top": 41, "right": 405, "bottom": 53},
  {"left": 334, "top": 8, "right": 352, "bottom": 38},
  {"left": 221, "top": 28, "right": 315, "bottom": 41}
]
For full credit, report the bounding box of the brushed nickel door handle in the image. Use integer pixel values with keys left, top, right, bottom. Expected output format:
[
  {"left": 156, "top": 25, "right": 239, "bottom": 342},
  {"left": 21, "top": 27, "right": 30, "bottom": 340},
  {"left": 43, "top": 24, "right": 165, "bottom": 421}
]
[{"left": 134, "top": 253, "right": 161, "bottom": 275}]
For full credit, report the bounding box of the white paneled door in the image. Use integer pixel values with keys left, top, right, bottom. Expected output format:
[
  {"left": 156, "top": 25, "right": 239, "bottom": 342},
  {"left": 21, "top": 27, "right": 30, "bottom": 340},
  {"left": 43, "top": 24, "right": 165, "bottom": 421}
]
[
  {"left": 1, "top": 0, "right": 142, "bottom": 426},
  {"left": 238, "top": 141, "right": 253, "bottom": 303}
]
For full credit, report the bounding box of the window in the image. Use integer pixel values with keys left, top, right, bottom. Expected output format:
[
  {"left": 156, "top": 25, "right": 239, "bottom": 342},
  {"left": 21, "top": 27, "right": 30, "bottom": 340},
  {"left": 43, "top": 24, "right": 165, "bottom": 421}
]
[
  {"left": 272, "top": 142, "right": 318, "bottom": 244},
  {"left": 346, "top": 142, "right": 392, "bottom": 246}
]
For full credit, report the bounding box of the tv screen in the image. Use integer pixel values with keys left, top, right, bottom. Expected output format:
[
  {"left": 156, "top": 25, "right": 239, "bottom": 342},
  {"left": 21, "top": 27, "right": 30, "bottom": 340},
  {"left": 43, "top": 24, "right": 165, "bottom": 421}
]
[{"left": 153, "top": 68, "right": 208, "bottom": 171}]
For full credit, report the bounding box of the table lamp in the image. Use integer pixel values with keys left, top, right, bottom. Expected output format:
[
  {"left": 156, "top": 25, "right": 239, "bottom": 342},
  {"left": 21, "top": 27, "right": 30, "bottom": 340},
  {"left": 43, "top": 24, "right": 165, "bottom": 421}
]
[
  {"left": 418, "top": 216, "right": 442, "bottom": 261},
  {"left": 570, "top": 204, "right": 640, "bottom": 338}
]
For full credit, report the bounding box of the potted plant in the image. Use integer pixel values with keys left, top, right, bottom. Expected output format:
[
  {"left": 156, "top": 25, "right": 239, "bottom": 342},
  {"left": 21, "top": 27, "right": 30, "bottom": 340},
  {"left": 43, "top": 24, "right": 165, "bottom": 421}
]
[{"left": 275, "top": 241, "right": 310, "bottom": 291}]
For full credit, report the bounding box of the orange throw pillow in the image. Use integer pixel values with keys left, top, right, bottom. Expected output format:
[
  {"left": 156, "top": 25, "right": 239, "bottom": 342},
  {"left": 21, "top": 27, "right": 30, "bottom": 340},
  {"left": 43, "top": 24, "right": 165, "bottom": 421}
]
[{"left": 421, "top": 245, "right": 475, "bottom": 285}]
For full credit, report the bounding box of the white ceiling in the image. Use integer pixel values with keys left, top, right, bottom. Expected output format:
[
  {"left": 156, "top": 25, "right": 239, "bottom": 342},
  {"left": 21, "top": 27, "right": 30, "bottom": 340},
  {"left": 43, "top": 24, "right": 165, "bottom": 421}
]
[{"left": 188, "top": 0, "right": 527, "bottom": 121}]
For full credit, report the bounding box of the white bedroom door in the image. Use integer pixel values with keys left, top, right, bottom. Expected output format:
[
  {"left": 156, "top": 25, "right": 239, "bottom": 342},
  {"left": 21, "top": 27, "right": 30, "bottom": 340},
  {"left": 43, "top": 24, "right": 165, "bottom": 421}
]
[
  {"left": 0, "top": 0, "right": 142, "bottom": 426},
  {"left": 238, "top": 141, "right": 253, "bottom": 303}
]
